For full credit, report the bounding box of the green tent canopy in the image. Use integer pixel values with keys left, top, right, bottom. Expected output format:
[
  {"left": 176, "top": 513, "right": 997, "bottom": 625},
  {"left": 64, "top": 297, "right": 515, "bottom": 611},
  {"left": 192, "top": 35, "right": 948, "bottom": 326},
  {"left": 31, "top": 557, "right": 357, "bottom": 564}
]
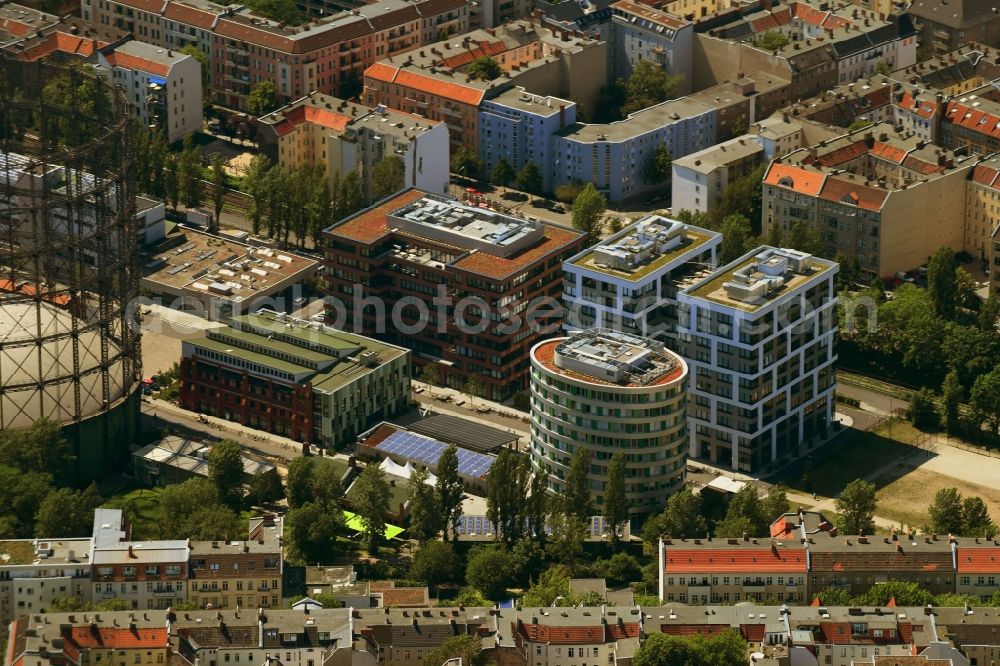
[{"left": 343, "top": 510, "right": 405, "bottom": 540}]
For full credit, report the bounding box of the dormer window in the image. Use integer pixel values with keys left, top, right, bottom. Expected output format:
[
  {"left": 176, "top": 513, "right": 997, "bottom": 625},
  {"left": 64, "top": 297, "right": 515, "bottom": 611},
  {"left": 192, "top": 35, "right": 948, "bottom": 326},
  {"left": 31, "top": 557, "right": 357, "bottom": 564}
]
[{"left": 778, "top": 176, "right": 794, "bottom": 187}]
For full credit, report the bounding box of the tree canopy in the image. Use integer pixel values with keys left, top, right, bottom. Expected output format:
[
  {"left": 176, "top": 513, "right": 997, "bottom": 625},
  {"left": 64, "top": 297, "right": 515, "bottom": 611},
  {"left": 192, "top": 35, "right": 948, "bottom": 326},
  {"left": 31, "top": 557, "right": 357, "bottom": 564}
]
[
  {"left": 620, "top": 60, "right": 683, "bottom": 116},
  {"left": 247, "top": 81, "right": 280, "bottom": 117},
  {"left": 571, "top": 182, "right": 607, "bottom": 240},
  {"left": 467, "top": 56, "right": 503, "bottom": 81},
  {"left": 835, "top": 479, "right": 877, "bottom": 536},
  {"left": 372, "top": 155, "right": 405, "bottom": 201}
]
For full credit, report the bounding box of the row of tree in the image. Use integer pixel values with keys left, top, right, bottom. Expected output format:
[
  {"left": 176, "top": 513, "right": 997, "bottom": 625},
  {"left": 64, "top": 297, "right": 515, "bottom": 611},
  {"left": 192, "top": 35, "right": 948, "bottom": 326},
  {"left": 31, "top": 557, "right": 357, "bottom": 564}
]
[
  {"left": 814, "top": 579, "right": 1000, "bottom": 609},
  {"left": 642, "top": 483, "right": 789, "bottom": 544}
]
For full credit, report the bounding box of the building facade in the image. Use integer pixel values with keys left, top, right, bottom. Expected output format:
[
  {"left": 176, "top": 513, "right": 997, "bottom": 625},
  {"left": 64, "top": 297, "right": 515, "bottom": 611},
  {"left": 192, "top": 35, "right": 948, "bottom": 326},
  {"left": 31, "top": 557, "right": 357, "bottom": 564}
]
[
  {"left": 323, "top": 189, "right": 585, "bottom": 401},
  {"left": 188, "top": 517, "right": 283, "bottom": 610},
  {"left": 179, "top": 310, "right": 411, "bottom": 449},
  {"left": 671, "top": 135, "right": 764, "bottom": 214},
  {"left": 676, "top": 247, "right": 838, "bottom": 472},
  {"left": 529, "top": 329, "right": 689, "bottom": 518},
  {"left": 609, "top": 0, "right": 693, "bottom": 94},
  {"left": 561, "top": 215, "right": 721, "bottom": 339},
  {"left": 257, "top": 93, "right": 449, "bottom": 203}
]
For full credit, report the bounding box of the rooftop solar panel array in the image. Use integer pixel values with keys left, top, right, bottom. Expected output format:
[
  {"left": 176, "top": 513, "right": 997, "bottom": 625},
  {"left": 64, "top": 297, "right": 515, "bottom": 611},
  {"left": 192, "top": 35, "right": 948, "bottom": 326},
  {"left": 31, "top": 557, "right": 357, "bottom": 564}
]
[
  {"left": 454, "top": 515, "right": 611, "bottom": 536},
  {"left": 405, "top": 414, "right": 518, "bottom": 453},
  {"left": 376, "top": 430, "right": 495, "bottom": 478}
]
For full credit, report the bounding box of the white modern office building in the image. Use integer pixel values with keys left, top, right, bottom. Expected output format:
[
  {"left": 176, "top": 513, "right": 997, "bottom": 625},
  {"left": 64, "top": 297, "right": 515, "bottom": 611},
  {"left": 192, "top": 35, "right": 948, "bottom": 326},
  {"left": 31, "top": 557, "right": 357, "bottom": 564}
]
[
  {"left": 562, "top": 215, "right": 721, "bottom": 340},
  {"left": 676, "top": 247, "right": 838, "bottom": 473},
  {"left": 529, "top": 329, "right": 689, "bottom": 518}
]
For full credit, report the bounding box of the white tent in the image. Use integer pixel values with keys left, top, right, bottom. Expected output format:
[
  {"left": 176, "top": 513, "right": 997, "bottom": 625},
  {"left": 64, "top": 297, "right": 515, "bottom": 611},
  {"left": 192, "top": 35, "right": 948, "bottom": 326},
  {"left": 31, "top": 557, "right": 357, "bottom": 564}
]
[{"left": 379, "top": 457, "right": 437, "bottom": 485}]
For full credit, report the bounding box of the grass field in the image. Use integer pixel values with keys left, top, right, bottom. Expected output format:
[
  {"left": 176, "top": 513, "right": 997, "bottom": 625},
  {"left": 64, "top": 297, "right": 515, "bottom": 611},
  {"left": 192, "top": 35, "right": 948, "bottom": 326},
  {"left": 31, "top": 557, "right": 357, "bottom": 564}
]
[
  {"left": 874, "top": 466, "right": 1000, "bottom": 531},
  {"left": 101, "top": 486, "right": 166, "bottom": 539}
]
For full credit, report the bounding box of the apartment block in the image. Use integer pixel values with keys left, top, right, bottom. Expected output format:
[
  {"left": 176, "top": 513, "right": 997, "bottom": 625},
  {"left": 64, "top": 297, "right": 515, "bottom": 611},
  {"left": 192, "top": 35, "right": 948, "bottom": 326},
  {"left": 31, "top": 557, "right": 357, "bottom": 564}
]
[
  {"left": 363, "top": 20, "right": 606, "bottom": 151},
  {"left": 529, "top": 330, "right": 689, "bottom": 518},
  {"left": 180, "top": 310, "right": 410, "bottom": 449},
  {"left": 97, "top": 41, "right": 202, "bottom": 143},
  {"left": 81, "top": 0, "right": 469, "bottom": 110},
  {"left": 552, "top": 97, "right": 717, "bottom": 201},
  {"left": 478, "top": 88, "right": 576, "bottom": 194},
  {"left": 941, "top": 93, "right": 1000, "bottom": 156},
  {"left": 992, "top": 224, "right": 1000, "bottom": 295},
  {"left": 964, "top": 158, "right": 1000, "bottom": 266},
  {"left": 561, "top": 215, "right": 721, "bottom": 339},
  {"left": 676, "top": 247, "right": 838, "bottom": 472},
  {"left": 91, "top": 509, "right": 189, "bottom": 611},
  {"left": 687, "top": 75, "right": 791, "bottom": 141},
  {"left": 609, "top": 0, "right": 693, "bottom": 94},
  {"left": 188, "top": 516, "right": 283, "bottom": 610},
  {"left": 500, "top": 606, "right": 642, "bottom": 665},
  {"left": 908, "top": 0, "right": 1000, "bottom": 54},
  {"left": 323, "top": 190, "right": 585, "bottom": 402},
  {"left": 0, "top": 539, "right": 92, "bottom": 625},
  {"left": 257, "top": 92, "right": 449, "bottom": 203},
  {"left": 762, "top": 125, "right": 975, "bottom": 280},
  {"left": 893, "top": 44, "right": 1000, "bottom": 97},
  {"left": 672, "top": 135, "right": 765, "bottom": 214}
]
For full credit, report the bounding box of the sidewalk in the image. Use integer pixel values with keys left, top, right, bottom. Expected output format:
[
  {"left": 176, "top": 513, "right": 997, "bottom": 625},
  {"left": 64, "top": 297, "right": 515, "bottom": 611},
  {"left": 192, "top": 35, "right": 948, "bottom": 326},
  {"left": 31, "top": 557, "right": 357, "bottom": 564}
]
[{"left": 409, "top": 380, "right": 531, "bottom": 448}]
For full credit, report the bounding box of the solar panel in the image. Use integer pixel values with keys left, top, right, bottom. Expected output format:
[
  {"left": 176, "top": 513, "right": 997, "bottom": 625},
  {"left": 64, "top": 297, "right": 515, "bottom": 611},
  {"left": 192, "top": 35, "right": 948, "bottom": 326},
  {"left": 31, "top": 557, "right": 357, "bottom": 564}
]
[{"left": 377, "top": 430, "right": 496, "bottom": 478}]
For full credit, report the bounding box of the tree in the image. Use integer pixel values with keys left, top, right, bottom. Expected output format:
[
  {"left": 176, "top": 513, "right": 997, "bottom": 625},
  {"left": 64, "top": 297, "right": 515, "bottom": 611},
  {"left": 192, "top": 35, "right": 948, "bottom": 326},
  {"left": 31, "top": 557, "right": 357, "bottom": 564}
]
[
  {"left": 526, "top": 470, "right": 549, "bottom": 543},
  {"left": 0, "top": 417, "right": 74, "bottom": 483},
  {"left": 620, "top": 60, "right": 683, "bottom": 116},
  {"left": 928, "top": 246, "right": 958, "bottom": 320},
  {"left": 179, "top": 45, "right": 210, "bottom": 90},
  {"left": 909, "top": 387, "right": 940, "bottom": 431},
  {"left": 158, "top": 480, "right": 243, "bottom": 541},
  {"left": 554, "top": 182, "right": 584, "bottom": 203},
  {"left": 450, "top": 147, "right": 482, "bottom": 178},
  {"left": 436, "top": 445, "right": 465, "bottom": 541},
  {"left": 564, "top": 447, "right": 593, "bottom": 520},
  {"left": 632, "top": 633, "right": 701, "bottom": 666},
  {"left": 207, "top": 439, "right": 244, "bottom": 508},
  {"left": 545, "top": 505, "right": 587, "bottom": 565},
  {"left": 860, "top": 580, "right": 934, "bottom": 607},
  {"left": 571, "top": 182, "right": 606, "bottom": 240},
  {"left": 353, "top": 464, "right": 390, "bottom": 553},
  {"left": 164, "top": 154, "right": 180, "bottom": 210},
  {"left": 835, "top": 479, "right": 877, "bottom": 536},
  {"left": 756, "top": 30, "right": 790, "bottom": 51},
  {"left": 764, "top": 222, "right": 782, "bottom": 247},
  {"left": 941, "top": 368, "right": 963, "bottom": 434},
  {"left": 410, "top": 540, "right": 459, "bottom": 587},
  {"left": 337, "top": 170, "right": 364, "bottom": 218},
  {"left": 285, "top": 502, "right": 344, "bottom": 564},
  {"left": 962, "top": 496, "right": 997, "bottom": 537},
  {"left": 980, "top": 294, "right": 999, "bottom": 332},
  {"left": 243, "top": 0, "right": 303, "bottom": 24},
  {"left": 928, "top": 487, "right": 964, "bottom": 535},
  {"left": 210, "top": 153, "right": 225, "bottom": 233},
  {"left": 285, "top": 457, "right": 315, "bottom": 509},
  {"left": 0, "top": 466, "right": 53, "bottom": 537},
  {"left": 372, "top": 155, "right": 405, "bottom": 201},
  {"left": 786, "top": 220, "right": 821, "bottom": 255},
  {"left": 517, "top": 161, "right": 544, "bottom": 195},
  {"left": 244, "top": 154, "right": 273, "bottom": 234},
  {"left": 35, "top": 488, "right": 100, "bottom": 537},
  {"left": 467, "top": 56, "right": 502, "bottom": 81},
  {"left": 595, "top": 552, "right": 642, "bottom": 587},
  {"left": 465, "top": 546, "right": 513, "bottom": 600},
  {"left": 971, "top": 366, "right": 1000, "bottom": 436},
  {"left": 644, "top": 143, "right": 672, "bottom": 185},
  {"left": 761, "top": 485, "right": 789, "bottom": 524},
  {"left": 310, "top": 459, "right": 345, "bottom": 507},
  {"left": 715, "top": 485, "right": 766, "bottom": 537},
  {"left": 487, "top": 449, "right": 530, "bottom": 545},
  {"left": 407, "top": 467, "right": 442, "bottom": 542},
  {"left": 464, "top": 374, "right": 482, "bottom": 405},
  {"left": 419, "top": 363, "right": 440, "bottom": 388},
  {"left": 491, "top": 157, "right": 515, "bottom": 188},
  {"left": 603, "top": 452, "right": 628, "bottom": 545},
  {"left": 643, "top": 487, "right": 706, "bottom": 542},
  {"left": 178, "top": 135, "right": 203, "bottom": 209},
  {"left": 522, "top": 564, "right": 573, "bottom": 607},
  {"left": 719, "top": 213, "right": 752, "bottom": 263},
  {"left": 421, "top": 635, "right": 485, "bottom": 666},
  {"left": 248, "top": 468, "right": 285, "bottom": 506},
  {"left": 247, "top": 80, "right": 279, "bottom": 117}
]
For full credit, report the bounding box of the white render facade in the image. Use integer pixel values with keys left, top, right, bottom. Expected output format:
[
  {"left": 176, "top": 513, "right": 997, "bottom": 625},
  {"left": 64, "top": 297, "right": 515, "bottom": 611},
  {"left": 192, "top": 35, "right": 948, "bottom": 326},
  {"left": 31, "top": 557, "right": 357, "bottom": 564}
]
[
  {"left": 676, "top": 247, "right": 838, "bottom": 473},
  {"left": 529, "top": 330, "right": 689, "bottom": 518},
  {"left": 671, "top": 136, "right": 764, "bottom": 214},
  {"left": 562, "top": 216, "right": 720, "bottom": 340}
]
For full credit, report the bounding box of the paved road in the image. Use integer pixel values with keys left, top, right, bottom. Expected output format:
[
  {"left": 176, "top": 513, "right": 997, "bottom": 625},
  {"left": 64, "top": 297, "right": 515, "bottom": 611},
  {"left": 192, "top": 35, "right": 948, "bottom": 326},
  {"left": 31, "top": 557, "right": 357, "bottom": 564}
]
[{"left": 835, "top": 381, "right": 907, "bottom": 417}]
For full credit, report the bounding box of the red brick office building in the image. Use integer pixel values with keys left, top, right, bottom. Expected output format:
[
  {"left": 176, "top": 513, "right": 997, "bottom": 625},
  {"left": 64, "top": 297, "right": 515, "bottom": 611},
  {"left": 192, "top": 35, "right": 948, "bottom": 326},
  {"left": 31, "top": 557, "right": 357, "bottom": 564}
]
[{"left": 323, "top": 189, "right": 585, "bottom": 401}]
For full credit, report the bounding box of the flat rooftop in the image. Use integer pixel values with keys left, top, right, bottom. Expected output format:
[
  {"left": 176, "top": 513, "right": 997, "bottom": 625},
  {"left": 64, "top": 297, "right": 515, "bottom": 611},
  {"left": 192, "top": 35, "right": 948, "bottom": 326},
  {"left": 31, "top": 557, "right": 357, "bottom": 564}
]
[
  {"left": 672, "top": 136, "right": 763, "bottom": 174},
  {"left": 259, "top": 92, "right": 441, "bottom": 139},
  {"left": 683, "top": 247, "right": 836, "bottom": 312},
  {"left": 534, "top": 330, "right": 686, "bottom": 387},
  {"left": 141, "top": 228, "right": 318, "bottom": 302},
  {"left": 559, "top": 97, "right": 714, "bottom": 143},
  {"left": 484, "top": 86, "right": 573, "bottom": 116},
  {"left": 391, "top": 195, "right": 544, "bottom": 255},
  {"left": 568, "top": 216, "right": 719, "bottom": 280}
]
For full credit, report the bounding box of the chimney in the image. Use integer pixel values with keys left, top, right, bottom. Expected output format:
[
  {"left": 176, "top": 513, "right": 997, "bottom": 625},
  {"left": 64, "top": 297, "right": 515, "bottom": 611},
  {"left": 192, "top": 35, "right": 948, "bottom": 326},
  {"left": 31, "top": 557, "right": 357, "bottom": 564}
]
[
  {"left": 559, "top": 104, "right": 566, "bottom": 129},
  {"left": 128, "top": 545, "right": 135, "bottom": 558},
  {"left": 864, "top": 131, "right": 875, "bottom": 148}
]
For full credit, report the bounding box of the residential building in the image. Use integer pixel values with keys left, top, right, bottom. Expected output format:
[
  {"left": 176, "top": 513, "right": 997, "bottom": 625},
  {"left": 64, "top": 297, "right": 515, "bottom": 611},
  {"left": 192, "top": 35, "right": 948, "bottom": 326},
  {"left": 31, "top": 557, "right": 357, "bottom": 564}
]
[
  {"left": 676, "top": 247, "right": 838, "bottom": 472},
  {"left": 179, "top": 310, "right": 411, "bottom": 449},
  {"left": 529, "top": 329, "right": 689, "bottom": 518},
  {"left": 992, "top": 223, "right": 1000, "bottom": 294},
  {"left": 609, "top": 0, "right": 694, "bottom": 93},
  {"left": 478, "top": 87, "right": 576, "bottom": 193},
  {"left": 941, "top": 92, "right": 1000, "bottom": 156},
  {"left": 964, "top": 157, "right": 1000, "bottom": 265},
  {"left": 140, "top": 226, "right": 320, "bottom": 319},
  {"left": 908, "top": 0, "right": 1000, "bottom": 54},
  {"left": 672, "top": 136, "right": 765, "bottom": 214},
  {"left": 499, "top": 606, "right": 642, "bottom": 665},
  {"left": 687, "top": 75, "right": 792, "bottom": 141},
  {"left": 561, "top": 215, "right": 721, "bottom": 339},
  {"left": 91, "top": 508, "right": 189, "bottom": 610},
  {"left": 363, "top": 20, "right": 607, "bottom": 150},
  {"left": 136, "top": 196, "right": 167, "bottom": 246},
  {"left": 323, "top": 189, "right": 586, "bottom": 401},
  {"left": 132, "top": 435, "right": 276, "bottom": 487},
  {"left": 481, "top": 0, "right": 536, "bottom": 27},
  {"left": 96, "top": 41, "right": 202, "bottom": 143},
  {"left": 257, "top": 93, "right": 449, "bottom": 203},
  {"left": 892, "top": 44, "right": 1000, "bottom": 96},
  {"left": 536, "top": 0, "right": 615, "bottom": 39},
  {"left": 355, "top": 607, "right": 492, "bottom": 665},
  {"left": 0, "top": 539, "right": 92, "bottom": 625},
  {"left": 551, "top": 97, "right": 717, "bottom": 201},
  {"left": 761, "top": 125, "right": 975, "bottom": 280},
  {"left": 781, "top": 78, "right": 894, "bottom": 129},
  {"left": 0, "top": 4, "right": 126, "bottom": 63},
  {"left": 187, "top": 515, "right": 283, "bottom": 610},
  {"left": 752, "top": 116, "right": 809, "bottom": 158},
  {"left": 81, "top": 0, "right": 469, "bottom": 110}
]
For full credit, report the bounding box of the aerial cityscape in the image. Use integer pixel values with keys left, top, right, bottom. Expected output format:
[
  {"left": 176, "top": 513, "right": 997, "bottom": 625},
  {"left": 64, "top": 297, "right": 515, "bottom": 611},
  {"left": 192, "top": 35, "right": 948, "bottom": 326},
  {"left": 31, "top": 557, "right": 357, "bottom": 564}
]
[{"left": 2, "top": 0, "right": 1000, "bottom": 661}]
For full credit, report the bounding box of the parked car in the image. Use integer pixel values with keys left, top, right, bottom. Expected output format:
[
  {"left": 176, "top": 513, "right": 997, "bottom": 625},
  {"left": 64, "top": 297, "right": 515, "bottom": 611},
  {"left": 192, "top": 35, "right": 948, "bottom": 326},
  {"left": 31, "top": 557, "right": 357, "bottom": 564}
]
[
  {"left": 956, "top": 251, "right": 974, "bottom": 263},
  {"left": 895, "top": 271, "right": 915, "bottom": 283}
]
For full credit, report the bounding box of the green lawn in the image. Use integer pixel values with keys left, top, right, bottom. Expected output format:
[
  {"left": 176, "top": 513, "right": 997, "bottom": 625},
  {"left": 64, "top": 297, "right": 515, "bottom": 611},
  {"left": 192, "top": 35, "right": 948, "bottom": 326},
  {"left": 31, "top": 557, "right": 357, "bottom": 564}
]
[{"left": 101, "top": 486, "right": 166, "bottom": 540}]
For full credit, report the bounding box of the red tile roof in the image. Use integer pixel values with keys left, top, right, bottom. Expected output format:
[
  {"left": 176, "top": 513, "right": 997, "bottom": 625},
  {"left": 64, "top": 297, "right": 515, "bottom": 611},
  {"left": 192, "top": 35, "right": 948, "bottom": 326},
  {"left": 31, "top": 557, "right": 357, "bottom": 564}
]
[
  {"left": 14, "top": 31, "right": 106, "bottom": 61},
  {"left": 105, "top": 51, "right": 171, "bottom": 77},
  {"left": 945, "top": 101, "right": 1000, "bottom": 139},
  {"left": 765, "top": 163, "right": 826, "bottom": 195},
  {"left": 67, "top": 627, "right": 168, "bottom": 649},
  {"left": 327, "top": 188, "right": 426, "bottom": 243},
  {"left": 0, "top": 18, "right": 33, "bottom": 36},
  {"left": 811, "top": 550, "right": 953, "bottom": 572},
  {"left": 897, "top": 622, "right": 913, "bottom": 644},
  {"left": 815, "top": 140, "right": 868, "bottom": 166},
  {"left": 365, "top": 62, "right": 485, "bottom": 107},
  {"left": 818, "top": 622, "right": 854, "bottom": 644},
  {"left": 514, "top": 622, "right": 606, "bottom": 645},
  {"left": 663, "top": 546, "right": 808, "bottom": 573},
  {"left": 791, "top": 2, "right": 830, "bottom": 26},
  {"left": 771, "top": 518, "right": 793, "bottom": 538},
  {"left": 901, "top": 155, "right": 943, "bottom": 175},
  {"left": 898, "top": 91, "right": 938, "bottom": 119},
  {"left": 604, "top": 623, "right": 640, "bottom": 641},
  {"left": 661, "top": 624, "right": 731, "bottom": 637},
  {"left": 818, "top": 177, "right": 888, "bottom": 211},
  {"left": 971, "top": 164, "right": 1000, "bottom": 188},
  {"left": 164, "top": 1, "right": 218, "bottom": 28},
  {"left": 957, "top": 545, "right": 1000, "bottom": 573},
  {"left": 438, "top": 40, "right": 507, "bottom": 69},
  {"left": 451, "top": 223, "right": 582, "bottom": 279},
  {"left": 870, "top": 141, "right": 908, "bottom": 164},
  {"left": 740, "top": 624, "right": 766, "bottom": 642}
]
